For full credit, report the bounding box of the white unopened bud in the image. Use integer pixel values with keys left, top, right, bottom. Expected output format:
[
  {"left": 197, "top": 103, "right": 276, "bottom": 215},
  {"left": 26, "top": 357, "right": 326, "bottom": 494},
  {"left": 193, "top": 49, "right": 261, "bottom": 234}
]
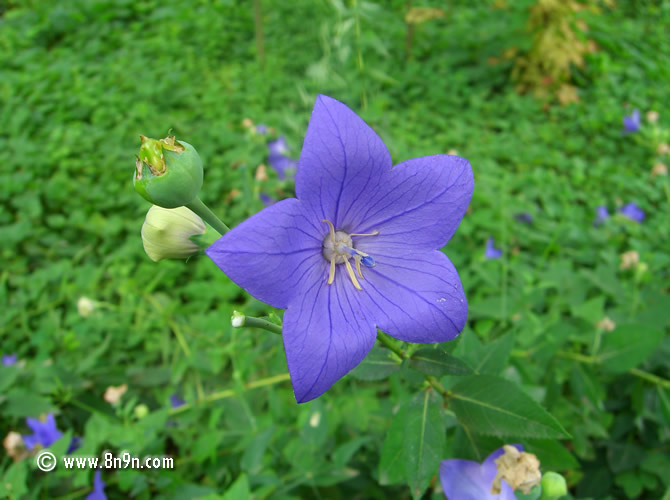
[
  {"left": 141, "top": 206, "right": 206, "bottom": 262},
  {"left": 646, "top": 110, "right": 659, "bottom": 123},
  {"left": 77, "top": 296, "right": 96, "bottom": 318},
  {"left": 491, "top": 445, "right": 541, "bottom": 495},
  {"left": 596, "top": 317, "right": 616, "bottom": 332},
  {"left": 651, "top": 162, "right": 668, "bottom": 178},
  {"left": 620, "top": 250, "right": 639, "bottom": 270},
  {"left": 104, "top": 384, "right": 128, "bottom": 405},
  {"left": 231, "top": 311, "right": 245, "bottom": 328}
]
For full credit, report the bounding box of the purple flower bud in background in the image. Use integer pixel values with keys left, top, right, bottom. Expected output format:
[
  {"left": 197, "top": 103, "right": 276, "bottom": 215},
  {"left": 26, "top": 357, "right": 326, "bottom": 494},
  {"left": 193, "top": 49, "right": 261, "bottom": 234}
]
[
  {"left": 267, "top": 136, "right": 298, "bottom": 179},
  {"left": 2, "top": 354, "right": 17, "bottom": 366},
  {"left": 514, "top": 212, "right": 533, "bottom": 224},
  {"left": 623, "top": 109, "right": 641, "bottom": 133},
  {"left": 255, "top": 123, "right": 268, "bottom": 135},
  {"left": 485, "top": 238, "right": 502, "bottom": 259},
  {"left": 440, "top": 446, "right": 521, "bottom": 500},
  {"left": 23, "top": 414, "right": 63, "bottom": 450},
  {"left": 86, "top": 470, "right": 106, "bottom": 500},
  {"left": 619, "top": 202, "right": 645, "bottom": 223},
  {"left": 259, "top": 193, "right": 276, "bottom": 206},
  {"left": 67, "top": 436, "right": 83, "bottom": 454},
  {"left": 594, "top": 205, "right": 609, "bottom": 226},
  {"left": 169, "top": 394, "right": 186, "bottom": 408}
]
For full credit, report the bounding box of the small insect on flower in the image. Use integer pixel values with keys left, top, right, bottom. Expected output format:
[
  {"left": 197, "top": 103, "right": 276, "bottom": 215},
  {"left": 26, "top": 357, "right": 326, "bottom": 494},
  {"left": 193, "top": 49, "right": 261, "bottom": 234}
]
[
  {"left": 207, "top": 95, "right": 473, "bottom": 403},
  {"left": 623, "top": 109, "right": 641, "bottom": 134}
]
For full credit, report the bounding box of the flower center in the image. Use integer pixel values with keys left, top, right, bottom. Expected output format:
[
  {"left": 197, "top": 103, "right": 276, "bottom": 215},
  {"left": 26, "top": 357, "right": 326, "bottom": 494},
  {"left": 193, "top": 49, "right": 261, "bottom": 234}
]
[{"left": 321, "top": 220, "right": 378, "bottom": 290}]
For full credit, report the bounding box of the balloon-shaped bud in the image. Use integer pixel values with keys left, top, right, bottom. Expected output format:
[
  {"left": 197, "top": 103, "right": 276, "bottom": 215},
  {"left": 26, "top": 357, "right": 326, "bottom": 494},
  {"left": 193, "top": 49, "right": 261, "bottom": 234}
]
[
  {"left": 133, "top": 135, "right": 203, "bottom": 208},
  {"left": 141, "top": 206, "right": 206, "bottom": 262},
  {"left": 539, "top": 471, "right": 568, "bottom": 500}
]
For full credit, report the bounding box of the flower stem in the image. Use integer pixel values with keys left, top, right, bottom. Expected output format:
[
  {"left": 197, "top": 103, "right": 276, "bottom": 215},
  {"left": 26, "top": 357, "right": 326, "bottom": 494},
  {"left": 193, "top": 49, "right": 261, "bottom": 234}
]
[
  {"left": 375, "top": 330, "right": 451, "bottom": 399},
  {"left": 241, "top": 315, "right": 283, "bottom": 336},
  {"left": 169, "top": 373, "right": 290, "bottom": 415},
  {"left": 186, "top": 196, "right": 230, "bottom": 235}
]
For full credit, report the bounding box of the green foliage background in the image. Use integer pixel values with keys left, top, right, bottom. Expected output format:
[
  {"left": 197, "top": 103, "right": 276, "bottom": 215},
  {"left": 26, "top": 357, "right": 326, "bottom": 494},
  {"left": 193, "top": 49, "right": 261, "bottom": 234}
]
[{"left": 1, "top": 0, "right": 669, "bottom": 498}]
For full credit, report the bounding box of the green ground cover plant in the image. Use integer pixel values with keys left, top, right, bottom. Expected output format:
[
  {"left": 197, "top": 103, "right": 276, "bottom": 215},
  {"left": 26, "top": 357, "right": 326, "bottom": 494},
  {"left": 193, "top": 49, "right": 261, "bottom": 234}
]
[{"left": 1, "top": 0, "right": 669, "bottom": 498}]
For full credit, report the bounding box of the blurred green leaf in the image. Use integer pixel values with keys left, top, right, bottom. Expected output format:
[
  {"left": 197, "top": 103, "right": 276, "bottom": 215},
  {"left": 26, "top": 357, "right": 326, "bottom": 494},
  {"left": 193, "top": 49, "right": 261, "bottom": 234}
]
[
  {"left": 598, "top": 324, "right": 664, "bottom": 373},
  {"left": 410, "top": 347, "right": 472, "bottom": 377},
  {"left": 450, "top": 375, "right": 570, "bottom": 439}
]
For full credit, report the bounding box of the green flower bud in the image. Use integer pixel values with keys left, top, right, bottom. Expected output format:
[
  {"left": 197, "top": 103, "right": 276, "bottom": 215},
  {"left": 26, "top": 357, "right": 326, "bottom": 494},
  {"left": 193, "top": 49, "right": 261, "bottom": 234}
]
[
  {"left": 133, "top": 135, "right": 203, "bottom": 208},
  {"left": 539, "top": 471, "right": 567, "bottom": 500},
  {"left": 141, "top": 205, "right": 206, "bottom": 262},
  {"left": 134, "top": 404, "right": 149, "bottom": 419}
]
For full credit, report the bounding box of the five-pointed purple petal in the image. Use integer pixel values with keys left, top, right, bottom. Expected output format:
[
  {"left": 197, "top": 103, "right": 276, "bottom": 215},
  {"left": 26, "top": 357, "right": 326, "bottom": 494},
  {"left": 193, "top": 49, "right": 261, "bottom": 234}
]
[
  {"left": 207, "top": 95, "right": 473, "bottom": 402},
  {"left": 439, "top": 446, "right": 520, "bottom": 500},
  {"left": 23, "top": 413, "right": 63, "bottom": 450}
]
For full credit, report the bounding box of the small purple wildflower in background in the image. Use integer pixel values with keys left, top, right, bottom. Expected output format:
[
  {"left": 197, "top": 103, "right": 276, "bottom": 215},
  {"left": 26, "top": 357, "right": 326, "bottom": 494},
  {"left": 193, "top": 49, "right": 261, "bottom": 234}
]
[
  {"left": 485, "top": 238, "right": 502, "bottom": 259},
  {"left": 619, "top": 202, "right": 645, "bottom": 223},
  {"left": 623, "top": 109, "right": 641, "bottom": 133},
  {"left": 169, "top": 394, "right": 185, "bottom": 408},
  {"left": 514, "top": 212, "right": 533, "bottom": 224},
  {"left": 23, "top": 414, "right": 63, "bottom": 450},
  {"left": 259, "top": 193, "right": 276, "bottom": 206},
  {"left": 439, "top": 446, "right": 521, "bottom": 500},
  {"left": 86, "top": 470, "right": 107, "bottom": 500},
  {"left": 255, "top": 123, "right": 268, "bottom": 135},
  {"left": 67, "top": 436, "right": 83, "bottom": 454},
  {"left": 594, "top": 205, "right": 609, "bottom": 226},
  {"left": 267, "top": 136, "right": 298, "bottom": 179},
  {"left": 207, "top": 95, "right": 473, "bottom": 403},
  {"left": 2, "top": 353, "right": 17, "bottom": 366}
]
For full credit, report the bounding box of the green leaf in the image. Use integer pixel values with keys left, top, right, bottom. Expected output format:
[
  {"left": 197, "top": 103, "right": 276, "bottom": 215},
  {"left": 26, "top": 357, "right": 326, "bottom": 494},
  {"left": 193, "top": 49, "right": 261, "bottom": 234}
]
[
  {"left": 3, "top": 389, "right": 53, "bottom": 417},
  {"left": 598, "top": 324, "right": 664, "bottom": 373},
  {"left": 240, "top": 427, "right": 274, "bottom": 474},
  {"left": 473, "top": 333, "right": 514, "bottom": 375},
  {"left": 410, "top": 347, "right": 473, "bottom": 377},
  {"left": 403, "top": 391, "right": 445, "bottom": 499},
  {"left": 378, "top": 405, "right": 407, "bottom": 485},
  {"left": 350, "top": 345, "right": 400, "bottom": 381},
  {"left": 450, "top": 375, "right": 570, "bottom": 439},
  {"left": 222, "top": 474, "right": 250, "bottom": 500},
  {"left": 331, "top": 437, "right": 371, "bottom": 469},
  {"left": 525, "top": 439, "right": 579, "bottom": 471},
  {"left": 0, "top": 460, "right": 28, "bottom": 499}
]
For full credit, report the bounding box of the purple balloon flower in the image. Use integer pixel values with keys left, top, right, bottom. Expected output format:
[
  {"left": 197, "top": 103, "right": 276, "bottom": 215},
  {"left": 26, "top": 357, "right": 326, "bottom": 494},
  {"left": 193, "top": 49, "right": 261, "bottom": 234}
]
[
  {"left": 207, "top": 95, "right": 473, "bottom": 403},
  {"left": 2, "top": 353, "right": 17, "bottom": 366},
  {"left": 514, "top": 212, "right": 533, "bottom": 224},
  {"left": 619, "top": 202, "right": 645, "bottom": 223},
  {"left": 267, "top": 136, "right": 298, "bottom": 179},
  {"left": 594, "top": 205, "right": 609, "bottom": 226},
  {"left": 440, "top": 446, "right": 521, "bottom": 500},
  {"left": 255, "top": 123, "right": 268, "bottom": 135},
  {"left": 485, "top": 238, "right": 502, "bottom": 259},
  {"left": 23, "top": 414, "right": 63, "bottom": 450},
  {"left": 169, "top": 394, "right": 186, "bottom": 408},
  {"left": 86, "top": 470, "right": 107, "bottom": 500},
  {"left": 623, "top": 109, "right": 641, "bottom": 133}
]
